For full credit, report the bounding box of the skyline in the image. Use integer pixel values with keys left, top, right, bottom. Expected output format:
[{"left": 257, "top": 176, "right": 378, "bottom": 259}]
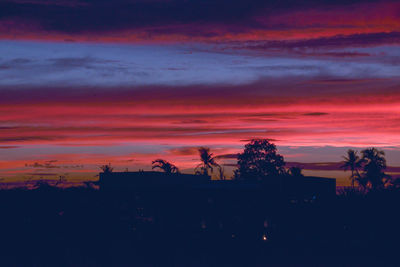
[{"left": 1, "top": 0, "right": 400, "bottom": 185}]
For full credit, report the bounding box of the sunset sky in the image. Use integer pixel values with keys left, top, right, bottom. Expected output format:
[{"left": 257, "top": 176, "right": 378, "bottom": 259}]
[{"left": 1, "top": 0, "right": 400, "bottom": 185}]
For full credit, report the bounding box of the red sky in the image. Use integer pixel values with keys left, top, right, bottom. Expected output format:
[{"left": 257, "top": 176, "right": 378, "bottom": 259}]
[{"left": 1, "top": 0, "right": 400, "bottom": 186}]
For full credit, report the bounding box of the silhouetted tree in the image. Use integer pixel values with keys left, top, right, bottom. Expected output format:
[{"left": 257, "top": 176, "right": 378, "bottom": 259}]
[
  {"left": 288, "top": 166, "right": 303, "bottom": 177},
  {"left": 390, "top": 177, "right": 400, "bottom": 189},
  {"left": 341, "top": 149, "right": 362, "bottom": 188},
  {"left": 234, "top": 139, "right": 285, "bottom": 181},
  {"left": 359, "top": 148, "right": 390, "bottom": 190},
  {"left": 55, "top": 175, "right": 67, "bottom": 187},
  {"left": 83, "top": 181, "right": 97, "bottom": 189},
  {"left": 218, "top": 166, "right": 226, "bottom": 180},
  {"left": 100, "top": 163, "right": 113, "bottom": 173},
  {"left": 34, "top": 179, "right": 55, "bottom": 191},
  {"left": 195, "top": 147, "right": 219, "bottom": 176},
  {"left": 152, "top": 159, "right": 180, "bottom": 174}
]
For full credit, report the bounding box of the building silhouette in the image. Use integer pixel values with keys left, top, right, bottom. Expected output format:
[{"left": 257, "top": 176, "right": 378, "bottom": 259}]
[
  {"left": 99, "top": 171, "right": 335, "bottom": 200},
  {"left": 99, "top": 171, "right": 336, "bottom": 245}
]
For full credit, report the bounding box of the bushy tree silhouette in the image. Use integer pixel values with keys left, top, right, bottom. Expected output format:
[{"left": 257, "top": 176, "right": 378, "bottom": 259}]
[
  {"left": 234, "top": 139, "right": 285, "bottom": 181},
  {"left": 195, "top": 147, "right": 219, "bottom": 176},
  {"left": 100, "top": 163, "right": 113, "bottom": 173},
  {"left": 34, "top": 179, "right": 56, "bottom": 191},
  {"left": 152, "top": 159, "right": 180, "bottom": 174},
  {"left": 341, "top": 149, "right": 362, "bottom": 188},
  {"left": 288, "top": 166, "right": 303, "bottom": 177}
]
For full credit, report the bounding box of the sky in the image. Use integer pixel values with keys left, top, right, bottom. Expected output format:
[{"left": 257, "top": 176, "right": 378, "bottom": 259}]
[{"left": 1, "top": 0, "right": 400, "bottom": 186}]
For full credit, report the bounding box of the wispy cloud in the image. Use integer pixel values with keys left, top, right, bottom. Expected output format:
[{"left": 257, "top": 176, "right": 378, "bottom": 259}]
[{"left": 1, "top": 42, "right": 400, "bottom": 87}]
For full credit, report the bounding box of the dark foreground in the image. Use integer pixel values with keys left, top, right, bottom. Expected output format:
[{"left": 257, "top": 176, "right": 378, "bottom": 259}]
[{"left": 1, "top": 185, "right": 400, "bottom": 266}]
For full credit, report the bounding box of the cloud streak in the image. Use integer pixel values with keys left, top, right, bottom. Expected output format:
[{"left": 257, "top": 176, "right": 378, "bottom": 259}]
[
  {"left": 1, "top": 0, "right": 400, "bottom": 43},
  {"left": 1, "top": 41, "right": 400, "bottom": 87}
]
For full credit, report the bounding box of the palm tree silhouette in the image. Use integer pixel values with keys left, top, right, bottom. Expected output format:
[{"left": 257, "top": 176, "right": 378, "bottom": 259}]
[
  {"left": 360, "top": 148, "right": 390, "bottom": 190},
  {"left": 195, "top": 147, "right": 219, "bottom": 176},
  {"left": 152, "top": 159, "right": 180, "bottom": 174},
  {"left": 341, "top": 149, "right": 362, "bottom": 188}
]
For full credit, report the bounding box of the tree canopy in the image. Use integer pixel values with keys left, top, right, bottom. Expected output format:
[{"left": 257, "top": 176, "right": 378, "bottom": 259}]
[
  {"left": 359, "top": 148, "right": 390, "bottom": 190},
  {"left": 234, "top": 139, "right": 286, "bottom": 181}
]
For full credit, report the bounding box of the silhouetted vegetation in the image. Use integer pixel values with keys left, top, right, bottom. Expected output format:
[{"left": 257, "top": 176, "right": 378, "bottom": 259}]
[
  {"left": 195, "top": 147, "right": 220, "bottom": 176},
  {"left": 288, "top": 166, "right": 304, "bottom": 177},
  {"left": 218, "top": 166, "right": 226, "bottom": 180},
  {"left": 100, "top": 163, "right": 113, "bottom": 173},
  {"left": 341, "top": 148, "right": 391, "bottom": 191},
  {"left": 152, "top": 159, "right": 180, "bottom": 174},
  {"left": 359, "top": 148, "right": 391, "bottom": 190},
  {"left": 341, "top": 149, "right": 362, "bottom": 187},
  {"left": 234, "top": 139, "right": 286, "bottom": 181}
]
